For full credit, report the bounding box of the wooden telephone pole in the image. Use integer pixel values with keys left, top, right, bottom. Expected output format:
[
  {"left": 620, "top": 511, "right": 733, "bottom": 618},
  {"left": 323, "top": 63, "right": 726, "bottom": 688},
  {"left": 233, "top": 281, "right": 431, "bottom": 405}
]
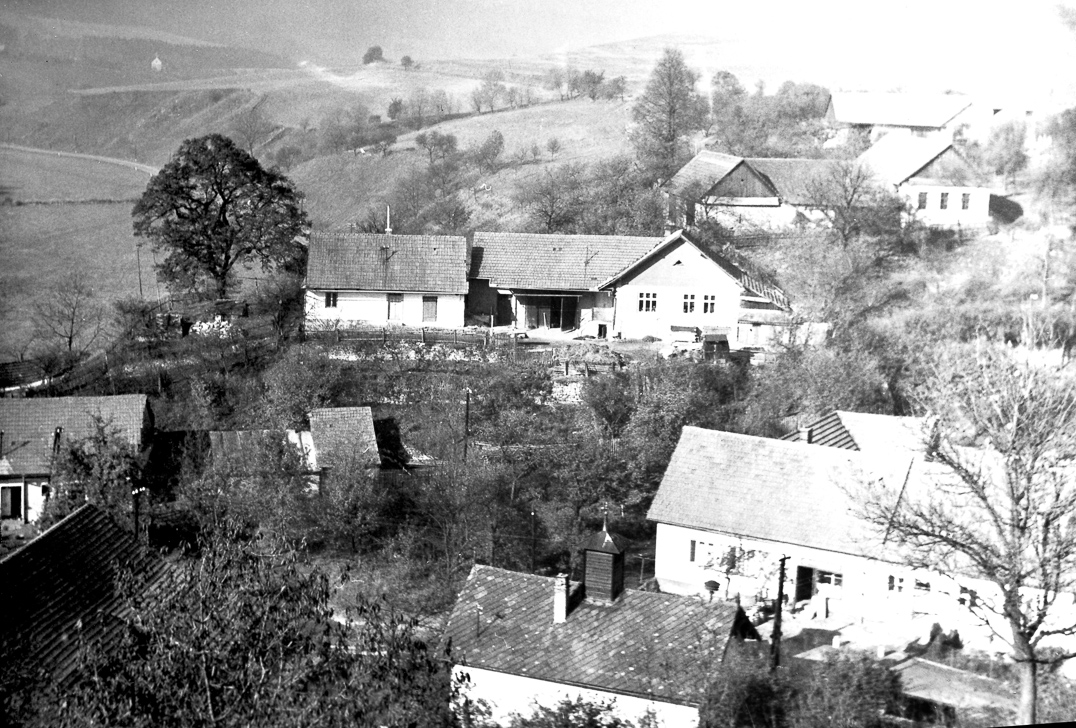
[{"left": 771, "top": 555, "right": 789, "bottom": 671}]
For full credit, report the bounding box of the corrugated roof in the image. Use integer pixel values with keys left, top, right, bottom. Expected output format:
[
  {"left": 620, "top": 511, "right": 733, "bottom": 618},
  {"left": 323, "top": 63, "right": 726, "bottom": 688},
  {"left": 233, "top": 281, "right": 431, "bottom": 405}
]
[
  {"left": 647, "top": 427, "right": 888, "bottom": 559},
  {"left": 828, "top": 92, "right": 973, "bottom": 129},
  {"left": 0, "top": 504, "right": 168, "bottom": 682},
  {"left": 308, "top": 407, "right": 380, "bottom": 470},
  {"left": 471, "top": 232, "right": 662, "bottom": 291},
  {"left": 746, "top": 158, "right": 839, "bottom": 206},
  {"left": 305, "top": 233, "right": 468, "bottom": 293},
  {"left": 783, "top": 411, "right": 933, "bottom": 455},
  {"left": 661, "top": 150, "right": 745, "bottom": 197},
  {"left": 444, "top": 564, "right": 753, "bottom": 705},
  {"left": 0, "top": 395, "right": 149, "bottom": 476},
  {"left": 856, "top": 134, "right": 958, "bottom": 186}
]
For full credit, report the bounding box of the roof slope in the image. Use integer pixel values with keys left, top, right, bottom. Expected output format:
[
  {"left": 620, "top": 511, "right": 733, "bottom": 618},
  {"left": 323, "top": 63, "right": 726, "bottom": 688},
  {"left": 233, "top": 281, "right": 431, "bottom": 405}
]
[
  {"left": 892, "top": 657, "right": 1016, "bottom": 712},
  {"left": 309, "top": 407, "right": 380, "bottom": 469},
  {"left": 0, "top": 395, "right": 149, "bottom": 475},
  {"left": 661, "top": 150, "right": 746, "bottom": 197},
  {"left": 471, "top": 232, "right": 662, "bottom": 291},
  {"left": 746, "top": 158, "right": 838, "bottom": 206},
  {"left": 828, "top": 92, "right": 972, "bottom": 129},
  {"left": 445, "top": 564, "right": 750, "bottom": 705},
  {"left": 647, "top": 427, "right": 887, "bottom": 558},
  {"left": 856, "top": 134, "right": 963, "bottom": 187},
  {"left": 0, "top": 504, "right": 167, "bottom": 682},
  {"left": 305, "top": 233, "right": 468, "bottom": 293},
  {"left": 782, "top": 411, "right": 932, "bottom": 454}
]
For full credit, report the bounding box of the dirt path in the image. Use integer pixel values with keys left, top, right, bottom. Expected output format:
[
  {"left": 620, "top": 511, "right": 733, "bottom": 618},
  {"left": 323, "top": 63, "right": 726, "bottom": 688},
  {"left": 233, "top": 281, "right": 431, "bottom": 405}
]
[{"left": 0, "top": 143, "right": 158, "bottom": 176}]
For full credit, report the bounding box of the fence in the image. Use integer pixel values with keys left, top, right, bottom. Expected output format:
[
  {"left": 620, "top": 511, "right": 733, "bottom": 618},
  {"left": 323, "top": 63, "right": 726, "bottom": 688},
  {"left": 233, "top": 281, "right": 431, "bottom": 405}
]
[{"left": 305, "top": 325, "right": 514, "bottom": 348}]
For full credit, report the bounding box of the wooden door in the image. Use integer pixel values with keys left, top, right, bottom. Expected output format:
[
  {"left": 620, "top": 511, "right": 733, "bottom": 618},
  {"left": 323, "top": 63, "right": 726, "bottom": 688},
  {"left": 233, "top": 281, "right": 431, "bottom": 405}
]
[{"left": 387, "top": 293, "right": 403, "bottom": 321}]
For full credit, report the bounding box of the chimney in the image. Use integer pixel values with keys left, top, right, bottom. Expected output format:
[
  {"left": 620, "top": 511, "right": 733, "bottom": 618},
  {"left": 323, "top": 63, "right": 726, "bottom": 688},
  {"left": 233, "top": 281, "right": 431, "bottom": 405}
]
[
  {"left": 798, "top": 426, "right": 812, "bottom": 444},
  {"left": 553, "top": 573, "right": 569, "bottom": 624},
  {"left": 52, "top": 426, "right": 64, "bottom": 453},
  {"left": 1, "top": 430, "right": 4, "bottom": 457},
  {"left": 582, "top": 518, "right": 628, "bottom": 603}
]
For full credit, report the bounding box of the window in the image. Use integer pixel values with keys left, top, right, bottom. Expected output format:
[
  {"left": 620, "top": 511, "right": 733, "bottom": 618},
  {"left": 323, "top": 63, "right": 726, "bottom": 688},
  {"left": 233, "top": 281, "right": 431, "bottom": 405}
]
[
  {"left": 939, "top": 192, "right": 949, "bottom": 210},
  {"left": 888, "top": 575, "right": 904, "bottom": 593},
  {"left": 686, "top": 201, "right": 696, "bottom": 227},
  {"left": 638, "top": 292, "right": 657, "bottom": 312},
  {"left": 961, "top": 193, "right": 970, "bottom": 210},
  {"left": 683, "top": 294, "right": 695, "bottom": 313},
  {"left": 817, "top": 570, "right": 843, "bottom": 587},
  {"left": 703, "top": 295, "right": 716, "bottom": 313},
  {"left": 1, "top": 486, "right": 22, "bottom": 520},
  {"left": 690, "top": 539, "right": 696, "bottom": 562},
  {"left": 917, "top": 192, "right": 928, "bottom": 210},
  {"left": 689, "top": 539, "right": 716, "bottom": 564},
  {"left": 915, "top": 579, "right": 931, "bottom": 592},
  {"left": 387, "top": 293, "right": 404, "bottom": 320},
  {"left": 324, "top": 292, "right": 338, "bottom": 308},
  {"left": 422, "top": 295, "right": 438, "bottom": 322}
]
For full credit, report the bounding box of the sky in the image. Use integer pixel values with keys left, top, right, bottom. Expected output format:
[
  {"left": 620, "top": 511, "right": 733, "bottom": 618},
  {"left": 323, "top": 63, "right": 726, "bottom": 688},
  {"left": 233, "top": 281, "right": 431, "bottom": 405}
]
[{"left": 5, "top": 0, "right": 1076, "bottom": 102}]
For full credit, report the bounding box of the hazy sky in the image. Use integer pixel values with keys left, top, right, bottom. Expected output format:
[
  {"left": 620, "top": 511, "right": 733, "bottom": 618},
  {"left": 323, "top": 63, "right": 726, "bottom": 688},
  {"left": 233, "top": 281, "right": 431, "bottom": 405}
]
[{"left": 6, "top": 0, "right": 1076, "bottom": 101}]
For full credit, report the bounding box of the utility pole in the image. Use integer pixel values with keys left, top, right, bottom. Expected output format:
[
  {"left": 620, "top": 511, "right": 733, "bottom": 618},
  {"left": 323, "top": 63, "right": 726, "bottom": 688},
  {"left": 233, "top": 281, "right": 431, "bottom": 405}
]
[
  {"left": 530, "top": 509, "right": 536, "bottom": 573},
  {"left": 462, "top": 389, "right": 470, "bottom": 462},
  {"left": 771, "top": 555, "right": 789, "bottom": 672}
]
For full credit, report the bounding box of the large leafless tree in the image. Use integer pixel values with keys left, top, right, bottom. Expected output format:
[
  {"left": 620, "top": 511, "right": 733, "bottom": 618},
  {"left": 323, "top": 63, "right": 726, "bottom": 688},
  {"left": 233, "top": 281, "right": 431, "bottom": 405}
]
[{"left": 859, "top": 345, "right": 1076, "bottom": 724}]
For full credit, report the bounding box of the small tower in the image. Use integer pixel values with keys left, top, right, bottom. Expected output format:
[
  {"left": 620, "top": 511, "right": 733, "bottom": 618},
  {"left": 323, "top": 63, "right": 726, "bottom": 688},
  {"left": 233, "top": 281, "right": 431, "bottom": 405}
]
[
  {"left": 582, "top": 517, "right": 628, "bottom": 602},
  {"left": 151, "top": 55, "right": 163, "bottom": 73}
]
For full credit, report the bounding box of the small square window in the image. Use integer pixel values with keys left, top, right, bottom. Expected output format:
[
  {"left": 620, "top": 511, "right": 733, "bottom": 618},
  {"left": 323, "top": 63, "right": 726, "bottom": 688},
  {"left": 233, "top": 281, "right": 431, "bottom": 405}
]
[
  {"left": 324, "top": 292, "right": 338, "bottom": 308},
  {"left": 683, "top": 294, "right": 695, "bottom": 313},
  {"left": 939, "top": 192, "right": 949, "bottom": 210},
  {"left": 917, "top": 192, "right": 928, "bottom": 210},
  {"left": 961, "top": 193, "right": 970, "bottom": 210}
]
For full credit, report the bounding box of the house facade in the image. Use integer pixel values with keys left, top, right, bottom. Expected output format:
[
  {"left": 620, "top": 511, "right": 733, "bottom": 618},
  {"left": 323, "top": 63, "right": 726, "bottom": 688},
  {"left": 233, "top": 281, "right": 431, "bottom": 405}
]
[
  {"left": 856, "top": 133, "right": 992, "bottom": 229},
  {"left": 0, "top": 395, "right": 153, "bottom": 525},
  {"left": 600, "top": 230, "right": 792, "bottom": 346},
  {"left": 444, "top": 525, "right": 760, "bottom": 727},
  {"left": 468, "top": 232, "right": 662, "bottom": 337},
  {"left": 304, "top": 233, "right": 468, "bottom": 329}
]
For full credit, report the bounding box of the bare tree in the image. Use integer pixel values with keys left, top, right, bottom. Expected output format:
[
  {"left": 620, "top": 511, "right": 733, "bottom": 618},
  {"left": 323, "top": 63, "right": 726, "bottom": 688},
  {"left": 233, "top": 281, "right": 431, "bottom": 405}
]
[
  {"left": 232, "top": 97, "right": 274, "bottom": 155},
  {"left": 858, "top": 345, "right": 1076, "bottom": 725},
  {"left": 804, "top": 161, "right": 905, "bottom": 247},
  {"left": 31, "top": 271, "right": 105, "bottom": 364}
]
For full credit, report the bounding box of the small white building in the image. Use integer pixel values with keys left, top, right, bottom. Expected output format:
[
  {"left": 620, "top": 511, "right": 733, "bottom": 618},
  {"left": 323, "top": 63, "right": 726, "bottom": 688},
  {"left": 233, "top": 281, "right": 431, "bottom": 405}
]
[
  {"left": 151, "top": 55, "right": 163, "bottom": 72},
  {"left": 304, "top": 233, "right": 469, "bottom": 330},
  {"left": 443, "top": 527, "right": 761, "bottom": 727},
  {"left": 856, "top": 133, "right": 993, "bottom": 229},
  {"left": 0, "top": 395, "right": 153, "bottom": 525}
]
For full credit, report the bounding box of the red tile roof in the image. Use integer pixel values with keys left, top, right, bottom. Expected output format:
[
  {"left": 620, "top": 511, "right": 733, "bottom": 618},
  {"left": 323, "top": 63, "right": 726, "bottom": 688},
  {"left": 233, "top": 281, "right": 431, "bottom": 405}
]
[
  {"left": 445, "top": 564, "right": 755, "bottom": 705},
  {"left": 471, "top": 232, "right": 662, "bottom": 291},
  {"left": 0, "top": 395, "right": 150, "bottom": 476},
  {"left": 305, "top": 233, "right": 468, "bottom": 293},
  {"left": 647, "top": 427, "right": 889, "bottom": 559},
  {"left": 0, "top": 504, "right": 168, "bottom": 682}
]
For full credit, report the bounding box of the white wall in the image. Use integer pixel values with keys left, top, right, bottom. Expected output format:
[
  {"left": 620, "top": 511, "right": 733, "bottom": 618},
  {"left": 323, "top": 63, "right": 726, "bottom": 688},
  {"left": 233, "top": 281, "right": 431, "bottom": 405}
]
[
  {"left": 453, "top": 665, "right": 699, "bottom": 727},
  {"left": 903, "top": 184, "right": 990, "bottom": 228},
  {"left": 304, "top": 289, "right": 465, "bottom": 328}
]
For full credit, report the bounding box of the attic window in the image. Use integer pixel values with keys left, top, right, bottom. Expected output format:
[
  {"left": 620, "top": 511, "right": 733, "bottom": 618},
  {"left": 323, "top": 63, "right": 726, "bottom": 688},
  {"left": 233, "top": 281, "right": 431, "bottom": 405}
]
[{"left": 673, "top": 260, "right": 683, "bottom": 266}]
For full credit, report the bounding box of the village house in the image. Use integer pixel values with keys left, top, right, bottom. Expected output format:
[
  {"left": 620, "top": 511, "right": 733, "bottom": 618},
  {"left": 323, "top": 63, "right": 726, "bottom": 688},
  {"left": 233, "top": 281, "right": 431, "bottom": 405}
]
[
  {"left": 0, "top": 503, "right": 168, "bottom": 682},
  {"left": 304, "top": 232, "right": 469, "bottom": 329},
  {"left": 0, "top": 395, "right": 153, "bottom": 525},
  {"left": 856, "top": 133, "right": 993, "bottom": 230},
  {"left": 468, "top": 231, "right": 663, "bottom": 337},
  {"left": 443, "top": 524, "right": 760, "bottom": 726},
  {"left": 825, "top": 91, "right": 975, "bottom": 143}
]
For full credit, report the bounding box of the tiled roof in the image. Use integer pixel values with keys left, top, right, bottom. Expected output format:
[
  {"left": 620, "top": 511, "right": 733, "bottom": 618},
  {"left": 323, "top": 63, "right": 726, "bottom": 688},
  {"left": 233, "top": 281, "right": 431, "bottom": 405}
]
[
  {"left": 0, "top": 504, "right": 168, "bottom": 682},
  {"left": 647, "top": 427, "right": 888, "bottom": 559},
  {"left": 891, "top": 657, "right": 1016, "bottom": 712},
  {"left": 471, "top": 232, "right": 662, "bottom": 291},
  {"left": 828, "top": 92, "right": 972, "bottom": 129},
  {"left": 661, "top": 151, "right": 746, "bottom": 197},
  {"left": 856, "top": 134, "right": 960, "bottom": 187},
  {"left": 445, "top": 565, "right": 754, "bottom": 705},
  {"left": 0, "top": 395, "right": 149, "bottom": 476},
  {"left": 746, "top": 158, "right": 839, "bottom": 206},
  {"left": 0, "top": 360, "right": 48, "bottom": 390},
  {"left": 309, "top": 407, "right": 380, "bottom": 470},
  {"left": 783, "top": 411, "right": 932, "bottom": 455},
  {"left": 305, "top": 233, "right": 468, "bottom": 293}
]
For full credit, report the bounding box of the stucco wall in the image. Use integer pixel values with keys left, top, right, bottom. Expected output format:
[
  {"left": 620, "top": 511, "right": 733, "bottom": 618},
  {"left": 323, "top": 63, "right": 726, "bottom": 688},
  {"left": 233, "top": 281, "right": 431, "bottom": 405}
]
[
  {"left": 304, "top": 289, "right": 465, "bottom": 328},
  {"left": 452, "top": 665, "right": 699, "bottom": 727},
  {"left": 610, "top": 240, "right": 742, "bottom": 340},
  {"left": 903, "top": 184, "right": 990, "bottom": 228}
]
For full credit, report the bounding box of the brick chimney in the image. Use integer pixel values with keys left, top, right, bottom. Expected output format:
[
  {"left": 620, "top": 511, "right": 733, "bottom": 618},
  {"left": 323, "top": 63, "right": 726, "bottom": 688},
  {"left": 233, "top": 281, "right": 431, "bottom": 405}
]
[{"left": 553, "top": 573, "right": 570, "bottom": 624}]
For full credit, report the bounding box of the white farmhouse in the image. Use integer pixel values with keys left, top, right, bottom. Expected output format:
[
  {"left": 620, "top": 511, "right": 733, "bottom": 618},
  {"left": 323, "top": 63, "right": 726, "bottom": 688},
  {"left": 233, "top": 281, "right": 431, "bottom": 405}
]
[{"left": 304, "top": 233, "right": 468, "bottom": 329}]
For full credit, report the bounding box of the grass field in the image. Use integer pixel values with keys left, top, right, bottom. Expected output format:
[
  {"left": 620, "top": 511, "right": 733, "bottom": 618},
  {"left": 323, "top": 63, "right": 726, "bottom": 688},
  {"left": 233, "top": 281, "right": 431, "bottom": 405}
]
[{"left": 0, "top": 147, "right": 152, "bottom": 201}]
